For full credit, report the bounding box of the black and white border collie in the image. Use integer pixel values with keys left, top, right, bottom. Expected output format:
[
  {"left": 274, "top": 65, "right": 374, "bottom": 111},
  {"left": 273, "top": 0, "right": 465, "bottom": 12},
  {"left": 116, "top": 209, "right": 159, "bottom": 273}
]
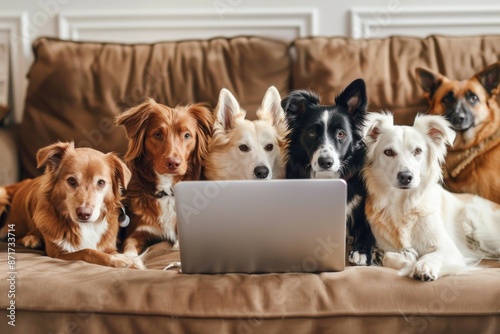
[{"left": 282, "top": 79, "right": 375, "bottom": 265}]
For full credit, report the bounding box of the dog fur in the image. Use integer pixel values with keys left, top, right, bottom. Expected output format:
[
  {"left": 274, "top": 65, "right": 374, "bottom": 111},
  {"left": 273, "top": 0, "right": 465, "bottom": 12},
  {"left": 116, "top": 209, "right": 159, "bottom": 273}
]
[
  {"left": 204, "top": 86, "right": 287, "bottom": 180},
  {"left": 116, "top": 98, "right": 213, "bottom": 262},
  {"left": 363, "top": 112, "right": 500, "bottom": 281},
  {"left": 416, "top": 62, "right": 500, "bottom": 203},
  {"left": 282, "top": 79, "right": 376, "bottom": 266},
  {"left": 0, "top": 142, "right": 134, "bottom": 268}
]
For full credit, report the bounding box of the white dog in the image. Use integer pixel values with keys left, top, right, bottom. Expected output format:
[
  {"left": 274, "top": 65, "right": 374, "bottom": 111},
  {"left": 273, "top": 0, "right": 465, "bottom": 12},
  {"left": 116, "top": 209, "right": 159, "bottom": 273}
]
[
  {"left": 204, "top": 87, "right": 288, "bottom": 180},
  {"left": 362, "top": 112, "right": 500, "bottom": 281}
]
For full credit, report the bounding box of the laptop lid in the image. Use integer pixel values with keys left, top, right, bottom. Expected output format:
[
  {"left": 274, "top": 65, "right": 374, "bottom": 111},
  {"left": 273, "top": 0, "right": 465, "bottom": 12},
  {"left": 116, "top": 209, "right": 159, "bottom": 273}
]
[{"left": 174, "top": 179, "right": 346, "bottom": 274}]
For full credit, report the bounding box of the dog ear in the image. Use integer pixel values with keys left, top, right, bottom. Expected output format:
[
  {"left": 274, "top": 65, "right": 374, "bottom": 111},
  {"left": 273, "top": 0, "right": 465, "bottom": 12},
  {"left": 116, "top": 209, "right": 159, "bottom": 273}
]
[
  {"left": 281, "top": 90, "right": 320, "bottom": 126},
  {"left": 414, "top": 114, "right": 456, "bottom": 160},
  {"left": 363, "top": 112, "right": 393, "bottom": 144},
  {"left": 335, "top": 78, "right": 367, "bottom": 115},
  {"left": 116, "top": 98, "right": 156, "bottom": 138},
  {"left": 475, "top": 62, "right": 500, "bottom": 96},
  {"left": 415, "top": 67, "right": 444, "bottom": 100},
  {"left": 216, "top": 88, "right": 241, "bottom": 130},
  {"left": 258, "top": 86, "right": 285, "bottom": 126},
  {"left": 36, "top": 141, "right": 74, "bottom": 172},
  {"left": 106, "top": 153, "right": 132, "bottom": 199},
  {"left": 115, "top": 98, "right": 156, "bottom": 162},
  {"left": 187, "top": 104, "right": 214, "bottom": 180}
]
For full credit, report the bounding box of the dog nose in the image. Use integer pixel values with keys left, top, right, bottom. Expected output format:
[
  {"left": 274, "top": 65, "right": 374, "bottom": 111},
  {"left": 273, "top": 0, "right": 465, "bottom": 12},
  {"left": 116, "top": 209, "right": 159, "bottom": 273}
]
[
  {"left": 397, "top": 172, "right": 413, "bottom": 186},
  {"left": 451, "top": 110, "right": 467, "bottom": 124},
  {"left": 318, "top": 157, "right": 334, "bottom": 169},
  {"left": 76, "top": 207, "right": 93, "bottom": 221},
  {"left": 254, "top": 166, "right": 269, "bottom": 179},
  {"left": 448, "top": 106, "right": 473, "bottom": 131},
  {"left": 166, "top": 157, "right": 181, "bottom": 171}
]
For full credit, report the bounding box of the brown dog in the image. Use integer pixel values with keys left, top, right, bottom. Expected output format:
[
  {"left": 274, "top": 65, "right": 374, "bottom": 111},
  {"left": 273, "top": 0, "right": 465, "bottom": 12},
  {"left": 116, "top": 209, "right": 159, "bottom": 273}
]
[
  {"left": 0, "top": 142, "right": 135, "bottom": 268},
  {"left": 416, "top": 62, "right": 500, "bottom": 204},
  {"left": 116, "top": 99, "right": 213, "bottom": 263}
]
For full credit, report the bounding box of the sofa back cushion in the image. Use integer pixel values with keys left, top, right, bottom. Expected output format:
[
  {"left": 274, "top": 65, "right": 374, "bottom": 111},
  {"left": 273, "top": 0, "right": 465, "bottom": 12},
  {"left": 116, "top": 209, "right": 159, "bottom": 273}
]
[
  {"left": 20, "top": 37, "right": 291, "bottom": 178},
  {"left": 292, "top": 35, "right": 500, "bottom": 125}
]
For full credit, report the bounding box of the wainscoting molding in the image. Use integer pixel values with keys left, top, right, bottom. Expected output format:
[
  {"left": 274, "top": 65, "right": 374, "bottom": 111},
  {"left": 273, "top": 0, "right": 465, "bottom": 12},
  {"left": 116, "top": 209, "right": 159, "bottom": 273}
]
[
  {"left": 58, "top": 8, "right": 319, "bottom": 43},
  {"left": 351, "top": 6, "right": 500, "bottom": 39},
  {"left": 0, "top": 12, "right": 30, "bottom": 123}
]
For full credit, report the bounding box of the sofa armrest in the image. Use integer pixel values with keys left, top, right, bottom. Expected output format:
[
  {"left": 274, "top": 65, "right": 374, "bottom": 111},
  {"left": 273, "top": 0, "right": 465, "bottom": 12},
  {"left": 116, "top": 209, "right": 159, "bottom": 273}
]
[{"left": 0, "top": 125, "right": 19, "bottom": 185}]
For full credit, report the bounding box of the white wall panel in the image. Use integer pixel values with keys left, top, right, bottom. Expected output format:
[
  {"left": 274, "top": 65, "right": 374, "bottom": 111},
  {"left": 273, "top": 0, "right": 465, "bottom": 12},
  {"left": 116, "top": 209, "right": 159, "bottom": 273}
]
[
  {"left": 0, "top": 0, "right": 498, "bottom": 121},
  {"left": 351, "top": 7, "right": 500, "bottom": 39},
  {"left": 58, "top": 9, "right": 318, "bottom": 43},
  {"left": 0, "top": 12, "right": 30, "bottom": 123}
]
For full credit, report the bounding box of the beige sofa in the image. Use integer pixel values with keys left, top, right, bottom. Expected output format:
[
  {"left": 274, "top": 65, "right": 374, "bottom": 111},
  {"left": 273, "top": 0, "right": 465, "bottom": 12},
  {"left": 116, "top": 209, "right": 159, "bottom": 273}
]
[{"left": 0, "top": 35, "right": 499, "bottom": 333}]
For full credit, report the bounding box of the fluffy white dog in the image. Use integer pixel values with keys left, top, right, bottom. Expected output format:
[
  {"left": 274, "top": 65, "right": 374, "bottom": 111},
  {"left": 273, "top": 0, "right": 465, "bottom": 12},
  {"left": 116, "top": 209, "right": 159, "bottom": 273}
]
[
  {"left": 362, "top": 112, "right": 500, "bottom": 281},
  {"left": 204, "top": 87, "right": 288, "bottom": 180}
]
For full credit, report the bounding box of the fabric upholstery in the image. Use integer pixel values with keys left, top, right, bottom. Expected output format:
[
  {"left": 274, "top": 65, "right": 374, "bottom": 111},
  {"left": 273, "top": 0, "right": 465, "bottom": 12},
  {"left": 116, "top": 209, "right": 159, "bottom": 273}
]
[
  {"left": 19, "top": 37, "right": 291, "bottom": 178},
  {"left": 1, "top": 242, "right": 499, "bottom": 334},
  {"left": 2, "top": 34, "right": 500, "bottom": 333},
  {"left": 292, "top": 35, "right": 500, "bottom": 125}
]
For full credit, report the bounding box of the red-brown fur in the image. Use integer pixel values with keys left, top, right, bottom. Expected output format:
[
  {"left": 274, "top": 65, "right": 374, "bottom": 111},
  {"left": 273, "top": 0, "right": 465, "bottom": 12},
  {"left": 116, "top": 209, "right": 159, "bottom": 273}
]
[
  {"left": 0, "top": 142, "right": 134, "bottom": 268},
  {"left": 416, "top": 62, "right": 500, "bottom": 203},
  {"left": 116, "top": 98, "right": 213, "bottom": 256}
]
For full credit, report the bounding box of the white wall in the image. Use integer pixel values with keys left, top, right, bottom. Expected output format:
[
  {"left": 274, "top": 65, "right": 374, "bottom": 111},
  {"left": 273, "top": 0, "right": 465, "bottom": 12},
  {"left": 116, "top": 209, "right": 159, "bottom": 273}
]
[{"left": 1, "top": 0, "right": 499, "bottom": 121}]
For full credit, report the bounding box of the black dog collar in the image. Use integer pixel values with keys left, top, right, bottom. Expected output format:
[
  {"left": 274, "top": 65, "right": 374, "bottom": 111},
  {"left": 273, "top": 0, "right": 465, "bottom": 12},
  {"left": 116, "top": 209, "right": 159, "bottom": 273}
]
[{"left": 155, "top": 189, "right": 174, "bottom": 198}]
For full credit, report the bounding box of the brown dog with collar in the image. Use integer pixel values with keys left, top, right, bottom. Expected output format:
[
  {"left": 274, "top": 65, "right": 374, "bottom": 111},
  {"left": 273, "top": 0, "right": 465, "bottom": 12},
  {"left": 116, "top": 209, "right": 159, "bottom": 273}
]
[{"left": 416, "top": 62, "right": 500, "bottom": 204}]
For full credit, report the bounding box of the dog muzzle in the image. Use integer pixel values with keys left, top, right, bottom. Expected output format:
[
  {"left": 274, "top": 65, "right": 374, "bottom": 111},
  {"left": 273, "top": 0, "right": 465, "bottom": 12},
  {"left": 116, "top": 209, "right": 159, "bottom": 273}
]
[{"left": 446, "top": 106, "right": 474, "bottom": 131}]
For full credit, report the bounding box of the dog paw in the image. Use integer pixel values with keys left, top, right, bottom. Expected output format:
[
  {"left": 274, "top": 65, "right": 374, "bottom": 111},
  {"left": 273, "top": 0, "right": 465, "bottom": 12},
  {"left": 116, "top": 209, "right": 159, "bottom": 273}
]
[
  {"left": 110, "top": 254, "right": 141, "bottom": 269},
  {"left": 348, "top": 250, "right": 368, "bottom": 266},
  {"left": 18, "top": 235, "right": 43, "bottom": 249},
  {"left": 383, "top": 248, "right": 418, "bottom": 271},
  {"left": 124, "top": 253, "right": 147, "bottom": 270},
  {"left": 411, "top": 259, "right": 440, "bottom": 282},
  {"left": 172, "top": 240, "right": 179, "bottom": 251},
  {"left": 401, "top": 248, "right": 419, "bottom": 262}
]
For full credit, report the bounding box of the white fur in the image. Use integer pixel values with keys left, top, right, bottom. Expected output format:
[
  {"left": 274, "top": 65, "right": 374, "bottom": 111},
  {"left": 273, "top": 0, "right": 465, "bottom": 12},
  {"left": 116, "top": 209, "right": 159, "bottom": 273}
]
[
  {"left": 363, "top": 112, "right": 500, "bottom": 281},
  {"left": 205, "top": 87, "right": 287, "bottom": 180},
  {"left": 310, "top": 111, "right": 341, "bottom": 179},
  {"left": 348, "top": 251, "right": 368, "bottom": 266},
  {"left": 156, "top": 173, "right": 178, "bottom": 243},
  {"left": 58, "top": 219, "right": 108, "bottom": 253},
  {"left": 87, "top": 188, "right": 106, "bottom": 222}
]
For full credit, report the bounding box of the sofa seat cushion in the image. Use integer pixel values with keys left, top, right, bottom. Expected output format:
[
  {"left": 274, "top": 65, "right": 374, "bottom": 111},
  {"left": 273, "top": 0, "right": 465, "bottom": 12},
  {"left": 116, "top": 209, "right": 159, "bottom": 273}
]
[
  {"left": 292, "top": 35, "right": 500, "bottom": 125},
  {"left": 19, "top": 37, "right": 291, "bottom": 178},
  {"left": 1, "top": 242, "right": 499, "bottom": 333}
]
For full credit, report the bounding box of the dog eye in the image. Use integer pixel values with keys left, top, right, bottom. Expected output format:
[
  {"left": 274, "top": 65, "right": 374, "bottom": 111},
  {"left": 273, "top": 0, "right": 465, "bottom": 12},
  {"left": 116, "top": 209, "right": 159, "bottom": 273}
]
[
  {"left": 414, "top": 147, "right": 422, "bottom": 155},
  {"left": 383, "top": 149, "right": 396, "bottom": 157},
  {"left": 337, "top": 131, "right": 346, "bottom": 139},
  {"left": 307, "top": 130, "right": 316, "bottom": 138},
  {"left": 67, "top": 177, "right": 77, "bottom": 187},
  {"left": 441, "top": 94, "right": 454, "bottom": 104},
  {"left": 97, "top": 180, "right": 106, "bottom": 188},
  {"left": 154, "top": 132, "right": 163, "bottom": 140},
  {"left": 467, "top": 93, "right": 479, "bottom": 105},
  {"left": 264, "top": 144, "right": 274, "bottom": 151},
  {"left": 184, "top": 132, "right": 192, "bottom": 140},
  {"left": 239, "top": 144, "right": 250, "bottom": 152}
]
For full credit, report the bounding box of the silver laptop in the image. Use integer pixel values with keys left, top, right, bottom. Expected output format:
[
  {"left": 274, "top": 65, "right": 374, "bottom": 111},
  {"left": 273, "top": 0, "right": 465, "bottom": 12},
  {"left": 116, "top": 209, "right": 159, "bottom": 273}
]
[{"left": 173, "top": 179, "right": 346, "bottom": 274}]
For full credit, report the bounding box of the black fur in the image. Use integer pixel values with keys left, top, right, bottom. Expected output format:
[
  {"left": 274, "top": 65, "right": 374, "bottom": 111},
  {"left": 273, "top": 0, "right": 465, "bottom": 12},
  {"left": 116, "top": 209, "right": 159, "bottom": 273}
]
[{"left": 282, "top": 79, "right": 375, "bottom": 265}]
